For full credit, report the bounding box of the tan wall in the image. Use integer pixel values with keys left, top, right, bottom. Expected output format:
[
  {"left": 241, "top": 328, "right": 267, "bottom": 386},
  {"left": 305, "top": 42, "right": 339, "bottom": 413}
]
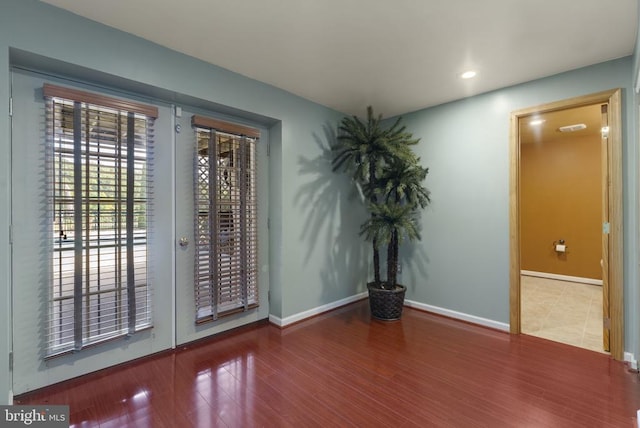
[{"left": 520, "top": 133, "right": 602, "bottom": 280}]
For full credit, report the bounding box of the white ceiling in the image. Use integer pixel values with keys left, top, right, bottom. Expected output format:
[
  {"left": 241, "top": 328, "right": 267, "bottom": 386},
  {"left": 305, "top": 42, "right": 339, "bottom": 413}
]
[{"left": 41, "top": 0, "right": 638, "bottom": 117}]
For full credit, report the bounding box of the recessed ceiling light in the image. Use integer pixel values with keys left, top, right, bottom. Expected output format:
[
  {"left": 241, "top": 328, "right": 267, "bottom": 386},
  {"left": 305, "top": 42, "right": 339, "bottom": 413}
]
[
  {"left": 460, "top": 70, "right": 477, "bottom": 79},
  {"left": 529, "top": 119, "right": 545, "bottom": 126}
]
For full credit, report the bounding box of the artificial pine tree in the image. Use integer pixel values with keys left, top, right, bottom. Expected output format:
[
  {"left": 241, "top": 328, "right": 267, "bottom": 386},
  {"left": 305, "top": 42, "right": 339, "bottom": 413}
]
[{"left": 332, "top": 106, "right": 429, "bottom": 292}]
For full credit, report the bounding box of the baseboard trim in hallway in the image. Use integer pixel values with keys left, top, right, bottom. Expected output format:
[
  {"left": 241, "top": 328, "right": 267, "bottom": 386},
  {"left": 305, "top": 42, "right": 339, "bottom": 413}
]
[{"left": 521, "top": 270, "right": 603, "bottom": 286}]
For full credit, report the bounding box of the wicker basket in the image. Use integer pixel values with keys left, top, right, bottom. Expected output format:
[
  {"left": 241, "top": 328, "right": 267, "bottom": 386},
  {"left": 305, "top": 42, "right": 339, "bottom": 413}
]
[{"left": 367, "top": 283, "right": 407, "bottom": 321}]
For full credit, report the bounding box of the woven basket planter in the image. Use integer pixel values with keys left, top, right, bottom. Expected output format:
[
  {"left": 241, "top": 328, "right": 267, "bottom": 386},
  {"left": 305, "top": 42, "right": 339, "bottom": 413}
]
[{"left": 367, "top": 283, "right": 407, "bottom": 321}]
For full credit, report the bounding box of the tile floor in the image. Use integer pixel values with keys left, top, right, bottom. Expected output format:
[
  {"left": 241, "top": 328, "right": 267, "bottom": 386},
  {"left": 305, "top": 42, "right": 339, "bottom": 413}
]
[{"left": 521, "top": 275, "right": 605, "bottom": 353}]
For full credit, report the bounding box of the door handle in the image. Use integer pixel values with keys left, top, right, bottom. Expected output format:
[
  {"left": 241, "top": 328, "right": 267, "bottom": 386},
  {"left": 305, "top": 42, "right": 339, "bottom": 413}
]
[{"left": 178, "top": 237, "right": 189, "bottom": 248}]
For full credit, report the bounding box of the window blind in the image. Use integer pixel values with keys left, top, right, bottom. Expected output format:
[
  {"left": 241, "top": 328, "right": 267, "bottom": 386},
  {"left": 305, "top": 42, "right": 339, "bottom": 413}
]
[
  {"left": 192, "top": 116, "right": 259, "bottom": 323},
  {"left": 44, "top": 84, "right": 157, "bottom": 356}
]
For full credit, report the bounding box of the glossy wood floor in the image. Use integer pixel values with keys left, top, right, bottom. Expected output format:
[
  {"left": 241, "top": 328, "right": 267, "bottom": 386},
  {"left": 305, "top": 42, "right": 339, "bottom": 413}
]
[{"left": 17, "top": 301, "right": 640, "bottom": 427}]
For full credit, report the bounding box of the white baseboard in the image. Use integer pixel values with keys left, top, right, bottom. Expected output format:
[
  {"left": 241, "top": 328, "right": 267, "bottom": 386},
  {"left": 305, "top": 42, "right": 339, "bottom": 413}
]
[
  {"left": 521, "top": 270, "right": 603, "bottom": 286},
  {"left": 404, "top": 299, "right": 510, "bottom": 332},
  {"left": 624, "top": 352, "right": 638, "bottom": 370},
  {"left": 269, "top": 293, "right": 509, "bottom": 331},
  {"left": 269, "top": 292, "right": 368, "bottom": 327}
]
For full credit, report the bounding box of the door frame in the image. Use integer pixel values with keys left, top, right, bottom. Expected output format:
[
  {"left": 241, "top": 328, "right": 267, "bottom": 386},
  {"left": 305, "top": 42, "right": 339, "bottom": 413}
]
[{"left": 509, "top": 89, "right": 623, "bottom": 360}]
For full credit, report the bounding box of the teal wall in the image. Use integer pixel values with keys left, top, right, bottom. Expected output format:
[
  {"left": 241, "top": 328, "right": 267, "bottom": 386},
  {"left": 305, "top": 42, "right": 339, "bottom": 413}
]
[{"left": 398, "top": 57, "right": 638, "bottom": 356}]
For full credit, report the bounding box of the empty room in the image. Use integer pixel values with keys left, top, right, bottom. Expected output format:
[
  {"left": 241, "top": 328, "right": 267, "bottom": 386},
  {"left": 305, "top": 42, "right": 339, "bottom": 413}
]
[{"left": 1, "top": 0, "right": 640, "bottom": 426}]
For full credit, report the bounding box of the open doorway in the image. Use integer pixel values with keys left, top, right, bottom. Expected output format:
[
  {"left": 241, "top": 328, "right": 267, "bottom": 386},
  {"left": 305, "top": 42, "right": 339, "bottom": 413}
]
[
  {"left": 519, "top": 104, "right": 605, "bottom": 352},
  {"left": 509, "top": 89, "right": 624, "bottom": 360}
]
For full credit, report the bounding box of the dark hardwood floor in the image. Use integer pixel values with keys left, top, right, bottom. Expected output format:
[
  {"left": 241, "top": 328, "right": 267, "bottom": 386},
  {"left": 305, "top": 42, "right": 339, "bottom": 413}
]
[{"left": 16, "top": 301, "right": 640, "bottom": 427}]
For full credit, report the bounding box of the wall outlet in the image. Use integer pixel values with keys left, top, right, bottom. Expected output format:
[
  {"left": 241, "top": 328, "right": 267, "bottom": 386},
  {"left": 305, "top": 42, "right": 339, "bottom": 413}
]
[{"left": 398, "top": 263, "right": 402, "bottom": 274}]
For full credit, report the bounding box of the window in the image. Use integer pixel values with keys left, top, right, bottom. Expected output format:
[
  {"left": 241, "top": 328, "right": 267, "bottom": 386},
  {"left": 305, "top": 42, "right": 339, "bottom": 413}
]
[
  {"left": 192, "top": 115, "right": 259, "bottom": 323},
  {"left": 44, "top": 84, "right": 158, "bottom": 356}
]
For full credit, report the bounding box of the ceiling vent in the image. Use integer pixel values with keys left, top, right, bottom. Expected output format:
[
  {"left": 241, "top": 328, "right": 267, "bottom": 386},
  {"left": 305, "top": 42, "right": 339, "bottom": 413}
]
[{"left": 558, "top": 123, "right": 587, "bottom": 132}]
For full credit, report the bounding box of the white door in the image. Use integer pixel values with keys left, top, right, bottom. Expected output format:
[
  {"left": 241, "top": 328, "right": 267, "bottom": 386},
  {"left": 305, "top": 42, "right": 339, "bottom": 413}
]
[
  {"left": 10, "top": 69, "right": 174, "bottom": 394},
  {"left": 173, "top": 109, "right": 269, "bottom": 346}
]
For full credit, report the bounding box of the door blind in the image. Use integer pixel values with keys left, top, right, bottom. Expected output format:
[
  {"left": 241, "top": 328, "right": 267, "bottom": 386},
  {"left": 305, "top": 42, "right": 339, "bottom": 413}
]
[
  {"left": 44, "top": 84, "right": 157, "bottom": 357},
  {"left": 192, "top": 118, "right": 259, "bottom": 323}
]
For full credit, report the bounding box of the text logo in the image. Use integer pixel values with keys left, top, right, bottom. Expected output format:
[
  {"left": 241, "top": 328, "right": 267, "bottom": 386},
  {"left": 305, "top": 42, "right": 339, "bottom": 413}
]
[{"left": 0, "top": 406, "right": 69, "bottom": 428}]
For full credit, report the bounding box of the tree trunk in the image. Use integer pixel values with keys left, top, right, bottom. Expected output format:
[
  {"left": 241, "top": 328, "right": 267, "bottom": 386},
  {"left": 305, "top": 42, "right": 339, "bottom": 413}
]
[
  {"left": 393, "top": 229, "right": 399, "bottom": 282},
  {"left": 373, "top": 238, "right": 380, "bottom": 284},
  {"left": 369, "top": 160, "right": 381, "bottom": 284},
  {"left": 387, "top": 229, "right": 398, "bottom": 287},
  {"left": 388, "top": 195, "right": 400, "bottom": 287}
]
